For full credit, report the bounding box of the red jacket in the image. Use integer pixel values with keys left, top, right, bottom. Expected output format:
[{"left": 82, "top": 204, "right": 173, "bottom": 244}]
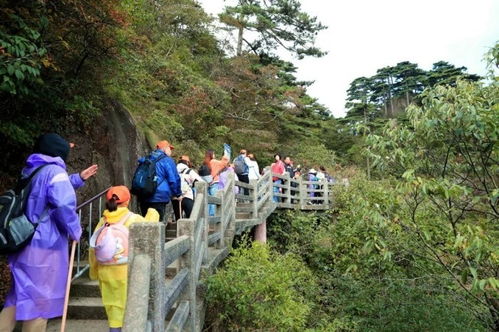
[{"left": 271, "top": 160, "right": 285, "bottom": 181}]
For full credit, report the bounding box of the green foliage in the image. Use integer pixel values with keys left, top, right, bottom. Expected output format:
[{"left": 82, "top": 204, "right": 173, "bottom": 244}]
[
  {"left": 326, "top": 272, "right": 487, "bottom": 332},
  {"left": 0, "top": 13, "right": 46, "bottom": 95},
  {"left": 367, "top": 79, "right": 499, "bottom": 328},
  {"left": 205, "top": 241, "right": 315, "bottom": 331},
  {"left": 267, "top": 180, "right": 490, "bottom": 331},
  {"left": 292, "top": 140, "right": 337, "bottom": 170},
  {"left": 484, "top": 41, "right": 499, "bottom": 79},
  {"left": 220, "top": 0, "right": 327, "bottom": 58},
  {"left": 107, "top": 0, "right": 337, "bottom": 167},
  {"left": 0, "top": 0, "right": 341, "bottom": 179},
  {"left": 345, "top": 60, "right": 482, "bottom": 122},
  {"left": 0, "top": 0, "right": 122, "bottom": 152}
]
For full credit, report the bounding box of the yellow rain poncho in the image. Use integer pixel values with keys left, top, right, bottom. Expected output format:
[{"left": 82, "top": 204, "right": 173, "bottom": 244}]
[{"left": 89, "top": 206, "right": 159, "bottom": 328}]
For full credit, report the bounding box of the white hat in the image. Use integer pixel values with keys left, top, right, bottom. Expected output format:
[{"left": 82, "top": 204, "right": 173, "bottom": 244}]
[{"left": 308, "top": 168, "right": 317, "bottom": 174}]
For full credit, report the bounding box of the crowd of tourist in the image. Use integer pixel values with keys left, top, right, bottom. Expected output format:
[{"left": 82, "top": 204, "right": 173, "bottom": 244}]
[{"left": 0, "top": 134, "right": 335, "bottom": 332}]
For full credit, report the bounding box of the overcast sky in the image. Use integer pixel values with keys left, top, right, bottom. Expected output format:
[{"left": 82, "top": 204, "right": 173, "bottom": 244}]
[{"left": 198, "top": 0, "right": 499, "bottom": 118}]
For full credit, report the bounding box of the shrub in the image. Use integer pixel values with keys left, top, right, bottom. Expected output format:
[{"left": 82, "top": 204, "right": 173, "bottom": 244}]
[
  {"left": 205, "top": 241, "right": 315, "bottom": 331},
  {"left": 267, "top": 178, "right": 490, "bottom": 331}
]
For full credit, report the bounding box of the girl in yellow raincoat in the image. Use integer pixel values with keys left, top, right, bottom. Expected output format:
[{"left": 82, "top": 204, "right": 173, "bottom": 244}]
[{"left": 89, "top": 186, "right": 159, "bottom": 332}]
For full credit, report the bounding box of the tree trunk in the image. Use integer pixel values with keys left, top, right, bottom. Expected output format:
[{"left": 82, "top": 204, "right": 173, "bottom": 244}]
[
  {"left": 237, "top": 25, "right": 243, "bottom": 56},
  {"left": 364, "top": 107, "right": 371, "bottom": 180},
  {"left": 388, "top": 77, "right": 394, "bottom": 117},
  {"left": 383, "top": 94, "right": 388, "bottom": 118}
]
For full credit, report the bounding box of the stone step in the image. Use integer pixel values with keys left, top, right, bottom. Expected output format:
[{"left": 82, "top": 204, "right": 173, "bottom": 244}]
[
  {"left": 235, "top": 212, "right": 251, "bottom": 219},
  {"left": 46, "top": 319, "right": 108, "bottom": 331},
  {"left": 67, "top": 296, "right": 107, "bottom": 320},
  {"left": 166, "top": 229, "right": 177, "bottom": 238},
  {"left": 71, "top": 278, "right": 101, "bottom": 298},
  {"left": 166, "top": 221, "right": 177, "bottom": 230},
  {"left": 201, "top": 247, "right": 230, "bottom": 276}
]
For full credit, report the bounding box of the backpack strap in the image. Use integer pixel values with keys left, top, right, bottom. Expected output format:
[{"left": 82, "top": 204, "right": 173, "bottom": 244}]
[
  {"left": 115, "top": 211, "right": 133, "bottom": 226},
  {"left": 15, "top": 164, "right": 49, "bottom": 193},
  {"left": 181, "top": 167, "right": 191, "bottom": 175},
  {"left": 150, "top": 153, "right": 167, "bottom": 163},
  {"left": 19, "top": 165, "right": 50, "bottom": 225},
  {"left": 152, "top": 154, "right": 168, "bottom": 188}
]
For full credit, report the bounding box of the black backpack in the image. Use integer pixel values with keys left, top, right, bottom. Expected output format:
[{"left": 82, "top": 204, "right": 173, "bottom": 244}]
[
  {"left": 198, "top": 164, "right": 210, "bottom": 176},
  {"left": 131, "top": 154, "right": 166, "bottom": 198},
  {"left": 0, "top": 165, "right": 47, "bottom": 254}
]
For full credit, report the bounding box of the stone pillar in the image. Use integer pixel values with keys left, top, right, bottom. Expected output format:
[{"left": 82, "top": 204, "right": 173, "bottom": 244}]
[
  {"left": 251, "top": 179, "right": 258, "bottom": 218},
  {"left": 299, "top": 177, "right": 306, "bottom": 209},
  {"left": 323, "top": 179, "right": 329, "bottom": 205},
  {"left": 216, "top": 180, "right": 225, "bottom": 249},
  {"left": 224, "top": 172, "right": 237, "bottom": 248},
  {"left": 197, "top": 181, "right": 209, "bottom": 263},
  {"left": 268, "top": 168, "right": 274, "bottom": 205},
  {"left": 127, "top": 222, "right": 165, "bottom": 332},
  {"left": 123, "top": 254, "right": 151, "bottom": 332},
  {"left": 285, "top": 173, "right": 291, "bottom": 204},
  {"left": 178, "top": 210, "right": 197, "bottom": 332}
]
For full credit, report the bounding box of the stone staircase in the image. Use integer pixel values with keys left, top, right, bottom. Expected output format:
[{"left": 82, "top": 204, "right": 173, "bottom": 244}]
[
  {"left": 43, "top": 169, "right": 332, "bottom": 331},
  {"left": 46, "top": 265, "right": 107, "bottom": 331}
]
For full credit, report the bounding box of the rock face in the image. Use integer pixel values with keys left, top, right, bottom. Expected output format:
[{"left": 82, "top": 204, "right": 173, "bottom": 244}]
[
  {"left": 0, "top": 100, "right": 148, "bottom": 306},
  {"left": 66, "top": 100, "right": 148, "bottom": 204}
]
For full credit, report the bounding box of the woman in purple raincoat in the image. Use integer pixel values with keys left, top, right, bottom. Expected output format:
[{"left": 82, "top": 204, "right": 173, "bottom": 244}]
[{"left": 0, "top": 133, "right": 97, "bottom": 331}]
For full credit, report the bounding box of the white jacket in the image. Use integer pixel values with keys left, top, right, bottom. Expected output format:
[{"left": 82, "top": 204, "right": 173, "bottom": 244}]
[
  {"left": 247, "top": 159, "right": 261, "bottom": 180},
  {"left": 177, "top": 163, "right": 204, "bottom": 200}
]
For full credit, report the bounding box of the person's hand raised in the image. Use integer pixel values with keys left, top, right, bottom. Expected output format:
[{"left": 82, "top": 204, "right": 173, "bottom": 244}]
[{"left": 80, "top": 164, "right": 98, "bottom": 180}]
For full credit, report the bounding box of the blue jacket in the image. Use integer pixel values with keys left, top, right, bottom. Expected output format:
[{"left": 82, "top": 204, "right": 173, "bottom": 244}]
[{"left": 140, "top": 150, "right": 181, "bottom": 203}]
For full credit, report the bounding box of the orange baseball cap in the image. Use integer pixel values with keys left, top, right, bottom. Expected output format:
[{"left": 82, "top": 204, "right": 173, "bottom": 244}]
[
  {"left": 156, "top": 140, "right": 174, "bottom": 150},
  {"left": 106, "top": 186, "right": 131, "bottom": 204}
]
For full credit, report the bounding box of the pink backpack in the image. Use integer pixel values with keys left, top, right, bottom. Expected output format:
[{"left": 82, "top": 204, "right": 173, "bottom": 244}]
[{"left": 90, "top": 212, "right": 132, "bottom": 265}]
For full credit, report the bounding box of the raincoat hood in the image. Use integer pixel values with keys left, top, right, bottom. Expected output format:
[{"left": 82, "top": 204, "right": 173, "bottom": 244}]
[
  {"left": 103, "top": 207, "right": 130, "bottom": 224},
  {"left": 23, "top": 153, "right": 66, "bottom": 177}
]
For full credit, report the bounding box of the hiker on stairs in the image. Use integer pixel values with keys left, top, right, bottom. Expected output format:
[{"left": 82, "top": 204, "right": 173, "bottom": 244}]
[
  {"left": 89, "top": 186, "right": 159, "bottom": 332},
  {"left": 247, "top": 153, "right": 261, "bottom": 181},
  {"left": 233, "top": 149, "right": 250, "bottom": 196},
  {"left": 202, "top": 150, "right": 228, "bottom": 216},
  {"left": 271, "top": 154, "right": 285, "bottom": 203},
  {"left": 174, "top": 155, "right": 204, "bottom": 219},
  {"left": 133, "top": 140, "right": 181, "bottom": 224},
  {"left": 0, "top": 133, "right": 98, "bottom": 332}
]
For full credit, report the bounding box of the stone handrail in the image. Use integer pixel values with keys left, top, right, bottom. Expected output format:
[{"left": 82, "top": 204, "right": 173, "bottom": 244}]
[{"left": 123, "top": 168, "right": 333, "bottom": 331}]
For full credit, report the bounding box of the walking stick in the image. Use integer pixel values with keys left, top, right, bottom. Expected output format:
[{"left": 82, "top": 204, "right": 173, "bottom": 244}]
[
  {"left": 178, "top": 197, "right": 183, "bottom": 220},
  {"left": 172, "top": 197, "right": 183, "bottom": 222},
  {"left": 61, "top": 240, "right": 76, "bottom": 332}
]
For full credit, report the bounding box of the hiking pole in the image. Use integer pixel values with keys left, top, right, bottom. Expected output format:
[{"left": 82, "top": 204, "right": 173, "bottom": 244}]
[
  {"left": 61, "top": 240, "right": 76, "bottom": 332},
  {"left": 178, "top": 197, "right": 183, "bottom": 219},
  {"left": 172, "top": 197, "right": 183, "bottom": 222}
]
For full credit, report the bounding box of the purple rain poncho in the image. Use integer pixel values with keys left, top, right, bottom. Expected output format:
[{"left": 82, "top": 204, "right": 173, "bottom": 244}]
[{"left": 4, "top": 153, "right": 84, "bottom": 320}]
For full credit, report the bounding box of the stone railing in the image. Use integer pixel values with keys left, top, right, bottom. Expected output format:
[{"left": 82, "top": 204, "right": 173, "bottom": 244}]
[
  {"left": 122, "top": 168, "right": 333, "bottom": 331},
  {"left": 271, "top": 172, "right": 333, "bottom": 210}
]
